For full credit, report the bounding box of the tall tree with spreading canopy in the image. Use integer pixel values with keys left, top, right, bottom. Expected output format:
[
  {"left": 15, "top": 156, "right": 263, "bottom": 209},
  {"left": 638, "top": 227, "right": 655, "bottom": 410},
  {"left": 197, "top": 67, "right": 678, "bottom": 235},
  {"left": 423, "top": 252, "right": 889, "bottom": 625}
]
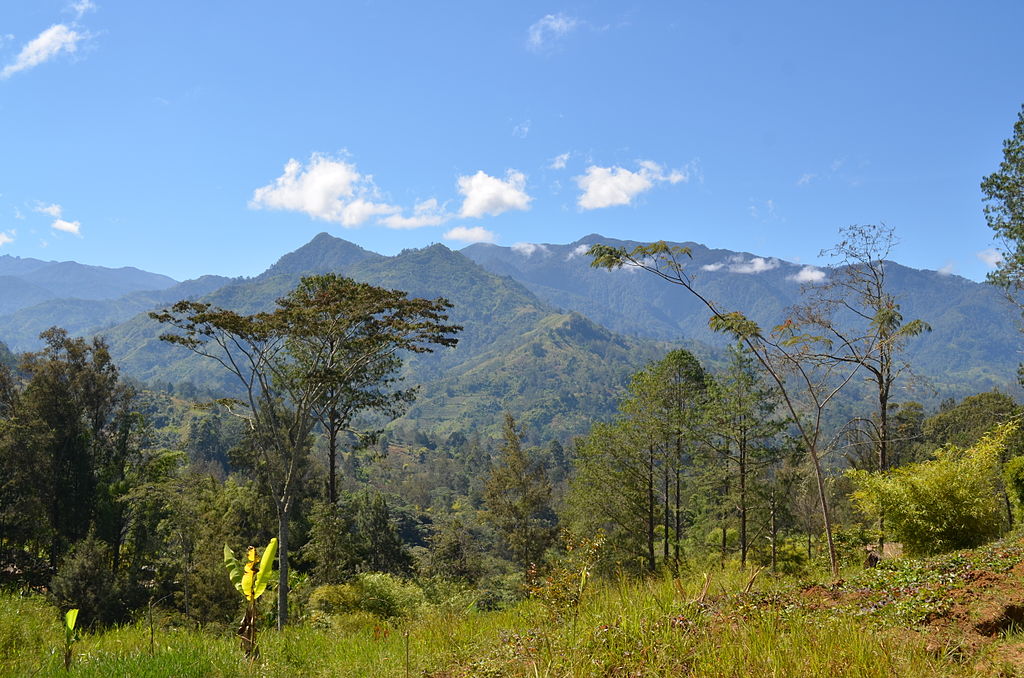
[
  {"left": 982, "top": 104, "right": 1024, "bottom": 379},
  {"left": 151, "top": 275, "right": 458, "bottom": 628},
  {"left": 793, "top": 224, "right": 929, "bottom": 550}
]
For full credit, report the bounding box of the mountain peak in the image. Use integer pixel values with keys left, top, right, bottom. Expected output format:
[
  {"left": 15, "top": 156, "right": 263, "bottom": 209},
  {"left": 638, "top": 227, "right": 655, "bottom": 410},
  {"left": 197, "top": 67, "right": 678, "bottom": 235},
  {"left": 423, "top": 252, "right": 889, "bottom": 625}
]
[{"left": 260, "top": 232, "right": 383, "bottom": 279}]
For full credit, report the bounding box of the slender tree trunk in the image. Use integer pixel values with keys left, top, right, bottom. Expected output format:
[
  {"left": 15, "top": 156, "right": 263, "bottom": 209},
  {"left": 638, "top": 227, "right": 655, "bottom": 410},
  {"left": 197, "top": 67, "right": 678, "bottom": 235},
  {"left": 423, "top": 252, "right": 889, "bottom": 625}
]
[
  {"left": 327, "top": 413, "right": 339, "bottom": 504},
  {"left": 674, "top": 467, "right": 681, "bottom": 570},
  {"left": 739, "top": 439, "right": 747, "bottom": 569},
  {"left": 877, "top": 378, "right": 888, "bottom": 554},
  {"left": 663, "top": 463, "right": 669, "bottom": 564},
  {"left": 276, "top": 501, "right": 290, "bottom": 630},
  {"left": 647, "top": 447, "right": 656, "bottom": 572},
  {"left": 769, "top": 488, "right": 777, "bottom": 573},
  {"left": 808, "top": 446, "right": 838, "bottom": 576}
]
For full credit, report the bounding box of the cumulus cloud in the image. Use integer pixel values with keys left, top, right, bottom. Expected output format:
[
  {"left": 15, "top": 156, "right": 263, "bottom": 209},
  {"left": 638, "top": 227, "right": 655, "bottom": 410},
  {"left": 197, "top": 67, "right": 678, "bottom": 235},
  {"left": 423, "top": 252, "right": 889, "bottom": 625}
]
[
  {"left": 702, "top": 254, "right": 779, "bottom": 274},
  {"left": 0, "top": 231, "right": 13, "bottom": 246},
  {"left": 52, "top": 218, "right": 81, "bottom": 235},
  {"left": 527, "top": 13, "right": 578, "bottom": 51},
  {"left": 937, "top": 261, "right": 956, "bottom": 276},
  {"left": 512, "top": 242, "right": 550, "bottom": 257},
  {"left": 443, "top": 226, "right": 496, "bottom": 244},
  {"left": 549, "top": 152, "right": 570, "bottom": 170},
  {"left": 789, "top": 266, "right": 826, "bottom": 283},
  {"left": 977, "top": 248, "right": 1003, "bottom": 269},
  {"left": 379, "top": 198, "right": 450, "bottom": 229},
  {"left": 457, "top": 169, "right": 531, "bottom": 218},
  {"left": 1, "top": 24, "right": 84, "bottom": 79},
  {"left": 512, "top": 120, "right": 530, "bottom": 139},
  {"left": 576, "top": 160, "right": 689, "bottom": 210},
  {"left": 36, "top": 203, "right": 63, "bottom": 218},
  {"left": 250, "top": 153, "right": 400, "bottom": 227},
  {"left": 35, "top": 203, "right": 82, "bottom": 236},
  {"left": 565, "top": 243, "right": 590, "bottom": 260}
]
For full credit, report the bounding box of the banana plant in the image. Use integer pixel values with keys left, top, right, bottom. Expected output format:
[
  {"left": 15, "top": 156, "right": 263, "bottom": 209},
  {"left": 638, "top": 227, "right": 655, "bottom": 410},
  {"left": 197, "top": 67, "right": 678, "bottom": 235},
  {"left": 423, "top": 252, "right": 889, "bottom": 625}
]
[
  {"left": 224, "top": 538, "right": 277, "bottom": 659},
  {"left": 62, "top": 608, "right": 78, "bottom": 671}
]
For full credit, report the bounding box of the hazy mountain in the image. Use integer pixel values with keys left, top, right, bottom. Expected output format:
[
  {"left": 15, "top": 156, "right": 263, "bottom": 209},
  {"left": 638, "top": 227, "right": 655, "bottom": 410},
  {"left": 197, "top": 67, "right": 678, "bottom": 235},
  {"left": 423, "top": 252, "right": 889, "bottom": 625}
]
[
  {"left": 0, "top": 254, "right": 178, "bottom": 315},
  {"left": 462, "top": 234, "right": 1022, "bottom": 398},
  {"left": 0, "top": 275, "right": 234, "bottom": 352}
]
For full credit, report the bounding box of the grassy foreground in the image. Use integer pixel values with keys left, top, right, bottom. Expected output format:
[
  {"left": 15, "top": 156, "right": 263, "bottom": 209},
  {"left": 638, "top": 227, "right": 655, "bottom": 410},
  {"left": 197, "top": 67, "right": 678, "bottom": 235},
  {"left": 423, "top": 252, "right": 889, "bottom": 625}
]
[{"left": 5, "top": 542, "right": 1024, "bottom": 678}]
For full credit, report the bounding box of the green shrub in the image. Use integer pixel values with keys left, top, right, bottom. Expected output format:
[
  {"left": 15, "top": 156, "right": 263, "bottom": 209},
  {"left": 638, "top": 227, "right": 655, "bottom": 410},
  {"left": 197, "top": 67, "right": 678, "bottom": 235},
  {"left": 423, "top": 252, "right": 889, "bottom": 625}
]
[
  {"left": 1004, "top": 454, "right": 1024, "bottom": 525},
  {"left": 850, "top": 422, "right": 1015, "bottom": 556},
  {"left": 308, "top": 573, "right": 425, "bottom": 620}
]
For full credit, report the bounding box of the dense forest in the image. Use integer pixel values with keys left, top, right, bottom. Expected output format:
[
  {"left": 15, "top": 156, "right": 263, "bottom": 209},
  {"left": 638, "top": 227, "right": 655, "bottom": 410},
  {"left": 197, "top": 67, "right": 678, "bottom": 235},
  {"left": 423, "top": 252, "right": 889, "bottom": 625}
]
[{"left": 2, "top": 108, "right": 1024, "bottom": 676}]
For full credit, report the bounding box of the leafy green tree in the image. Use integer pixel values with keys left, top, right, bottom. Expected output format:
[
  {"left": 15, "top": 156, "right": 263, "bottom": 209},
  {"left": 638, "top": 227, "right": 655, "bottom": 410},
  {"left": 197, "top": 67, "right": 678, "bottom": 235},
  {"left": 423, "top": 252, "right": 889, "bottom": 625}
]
[
  {"left": 483, "top": 414, "right": 556, "bottom": 567},
  {"left": 622, "top": 349, "right": 706, "bottom": 568},
  {"left": 569, "top": 418, "right": 659, "bottom": 571},
  {"left": 151, "top": 276, "right": 458, "bottom": 627},
  {"left": 982, "top": 104, "right": 1024, "bottom": 358},
  {"left": 278, "top": 274, "right": 453, "bottom": 504},
  {"left": 703, "top": 344, "right": 788, "bottom": 568}
]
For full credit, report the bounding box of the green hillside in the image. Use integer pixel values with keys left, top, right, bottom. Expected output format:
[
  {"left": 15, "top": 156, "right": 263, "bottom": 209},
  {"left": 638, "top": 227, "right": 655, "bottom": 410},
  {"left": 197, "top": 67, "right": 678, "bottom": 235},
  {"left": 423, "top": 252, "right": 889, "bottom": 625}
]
[
  {"left": 463, "top": 234, "right": 1022, "bottom": 400},
  {"left": 93, "top": 235, "right": 671, "bottom": 438}
]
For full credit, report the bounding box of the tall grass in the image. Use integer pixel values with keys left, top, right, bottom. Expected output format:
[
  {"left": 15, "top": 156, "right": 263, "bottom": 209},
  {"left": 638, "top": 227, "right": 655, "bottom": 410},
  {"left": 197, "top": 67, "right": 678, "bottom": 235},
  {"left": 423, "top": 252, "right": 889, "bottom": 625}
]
[{"left": 0, "top": 567, "right": 990, "bottom": 677}]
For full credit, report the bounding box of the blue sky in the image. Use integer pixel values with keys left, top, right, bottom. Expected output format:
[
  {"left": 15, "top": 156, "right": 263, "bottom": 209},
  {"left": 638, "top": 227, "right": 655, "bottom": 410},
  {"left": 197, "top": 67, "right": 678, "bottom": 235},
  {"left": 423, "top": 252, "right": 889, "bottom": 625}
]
[{"left": 1, "top": 1, "right": 1022, "bottom": 282}]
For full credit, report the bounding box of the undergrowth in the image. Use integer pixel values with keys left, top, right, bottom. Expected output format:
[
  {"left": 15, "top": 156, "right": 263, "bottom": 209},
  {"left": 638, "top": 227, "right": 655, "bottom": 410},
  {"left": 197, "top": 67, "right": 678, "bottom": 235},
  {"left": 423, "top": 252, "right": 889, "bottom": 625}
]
[{"left": 5, "top": 540, "right": 1024, "bottom": 677}]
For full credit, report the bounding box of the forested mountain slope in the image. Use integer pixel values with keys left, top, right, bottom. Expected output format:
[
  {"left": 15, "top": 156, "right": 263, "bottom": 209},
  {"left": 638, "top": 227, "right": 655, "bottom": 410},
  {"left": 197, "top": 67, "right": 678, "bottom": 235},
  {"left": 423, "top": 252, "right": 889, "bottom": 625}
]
[
  {"left": 91, "top": 234, "right": 671, "bottom": 438},
  {"left": 463, "top": 234, "right": 1022, "bottom": 398}
]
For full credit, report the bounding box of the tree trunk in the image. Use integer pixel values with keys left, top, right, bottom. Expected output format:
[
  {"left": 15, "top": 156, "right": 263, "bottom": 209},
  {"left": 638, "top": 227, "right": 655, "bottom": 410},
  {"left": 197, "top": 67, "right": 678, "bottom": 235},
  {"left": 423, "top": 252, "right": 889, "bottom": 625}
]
[
  {"left": 647, "top": 447, "right": 656, "bottom": 572},
  {"left": 276, "top": 501, "right": 290, "bottom": 630},
  {"left": 663, "top": 463, "right": 669, "bottom": 564},
  {"left": 739, "top": 439, "right": 747, "bottom": 569},
  {"left": 769, "top": 488, "right": 777, "bottom": 573},
  {"left": 327, "top": 413, "right": 339, "bottom": 504},
  {"left": 674, "top": 467, "right": 681, "bottom": 570}
]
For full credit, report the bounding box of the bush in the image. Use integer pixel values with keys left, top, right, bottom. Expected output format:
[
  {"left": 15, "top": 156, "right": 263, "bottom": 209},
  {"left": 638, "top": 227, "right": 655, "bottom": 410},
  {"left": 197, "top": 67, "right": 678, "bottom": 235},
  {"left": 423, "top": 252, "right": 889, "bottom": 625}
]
[
  {"left": 1004, "top": 454, "right": 1024, "bottom": 525},
  {"left": 850, "top": 422, "right": 1015, "bottom": 556},
  {"left": 308, "top": 573, "right": 425, "bottom": 620}
]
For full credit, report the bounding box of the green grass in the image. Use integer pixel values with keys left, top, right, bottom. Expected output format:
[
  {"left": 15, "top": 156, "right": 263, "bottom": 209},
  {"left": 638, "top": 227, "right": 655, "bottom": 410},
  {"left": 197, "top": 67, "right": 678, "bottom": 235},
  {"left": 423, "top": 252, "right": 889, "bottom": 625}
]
[{"left": 0, "top": 561, "right": 1011, "bottom": 677}]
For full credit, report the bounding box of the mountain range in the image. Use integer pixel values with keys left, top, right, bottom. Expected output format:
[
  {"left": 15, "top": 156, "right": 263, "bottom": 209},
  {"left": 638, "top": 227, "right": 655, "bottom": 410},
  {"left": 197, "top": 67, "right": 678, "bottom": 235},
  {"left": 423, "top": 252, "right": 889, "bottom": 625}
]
[{"left": 0, "top": 233, "right": 1019, "bottom": 439}]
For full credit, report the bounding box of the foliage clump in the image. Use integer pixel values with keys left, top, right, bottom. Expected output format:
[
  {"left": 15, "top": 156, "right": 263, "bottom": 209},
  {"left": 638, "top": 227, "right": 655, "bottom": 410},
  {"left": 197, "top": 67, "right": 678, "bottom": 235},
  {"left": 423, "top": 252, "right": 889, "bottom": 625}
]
[
  {"left": 308, "top": 573, "right": 425, "bottom": 619},
  {"left": 850, "top": 422, "right": 1016, "bottom": 556}
]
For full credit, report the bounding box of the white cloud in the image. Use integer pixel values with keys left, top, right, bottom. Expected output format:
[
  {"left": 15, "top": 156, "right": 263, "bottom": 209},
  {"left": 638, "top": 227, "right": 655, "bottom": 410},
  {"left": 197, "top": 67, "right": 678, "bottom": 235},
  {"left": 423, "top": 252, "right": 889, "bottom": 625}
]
[
  {"left": 937, "top": 261, "right": 955, "bottom": 276},
  {"left": 512, "top": 120, "right": 530, "bottom": 139},
  {"left": 565, "top": 243, "right": 590, "bottom": 260},
  {"left": 379, "top": 198, "right": 450, "bottom": 229},
  {"left": 512, "top": 242, "right": 549, "bottom": 257},
  {"left": 575, "top": 160, "right": 690, "bottom": 210},
  {"left": 796, "top": 173, "right": 816, "bottom": 186},
  {"left": 0, "top": 231, "right": 13, "bottom": 246},
  {"left": 457, "top": 169, "right": 531, "bottom": 218},
  {"left": 527, "top": 13, "right": 578, "bottom": 51},
  {"left": 731, "top": 256, "right": 779, "bottom": 274},
  {"left": 977, "top": 248, "right": 1003, "bottom": 269},
  {"left": 52, "top": 218, "right": 80, "bottom": 235},
  {"left": 68, "top": 0, "right": 96, "bottom": 19},
  {"left": 36, "top": 203, "right": 63, "bottom": 218},
  {"left": 550, "top": 152, "right": 570, "bottom": 170},
  {"left": 789, "top": 266, "right": 826, "bottom": 283},
  {"left": 443, "top": 226, "right": 496, "bottom": 244},
  {"left": 702, "top": 254, "right": 779, "bottom": 274},
  {"left": 250, "top": 153, "right": 400, "bottom": 227},
  {"left": 1, "top": 24, "right": 83, "bottom": 79}
]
